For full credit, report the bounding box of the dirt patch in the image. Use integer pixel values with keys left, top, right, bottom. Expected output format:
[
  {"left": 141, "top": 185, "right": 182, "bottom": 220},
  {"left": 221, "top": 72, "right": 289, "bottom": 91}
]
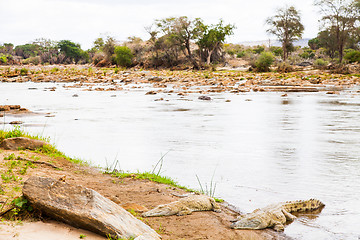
[
  {"left": 0, "top": 220, "right": 105, "bottom": 240},
  {"left": 0, "top": 149, "right": 286, "bottom": 240}
]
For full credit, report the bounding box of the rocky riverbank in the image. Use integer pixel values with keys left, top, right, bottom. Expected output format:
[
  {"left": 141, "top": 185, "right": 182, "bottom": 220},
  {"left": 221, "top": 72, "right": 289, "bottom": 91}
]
[
  {"left": 1, "top": 65, "right": 360, "bottom": 96},
  {"left": 0, "top": 135, "right": 285, "bottom": 239}
]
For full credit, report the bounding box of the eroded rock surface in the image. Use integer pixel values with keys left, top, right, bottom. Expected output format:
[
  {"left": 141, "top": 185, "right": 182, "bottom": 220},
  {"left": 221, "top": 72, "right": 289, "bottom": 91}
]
[
  {"left": 23, "top": 176, "right": 161, "bottom": 240},
  {"left": 0, "top": 105, "right": 29, "bottom": 114},
  {"left": 0, "top": 137, "right": 47, "bottom": 150}
]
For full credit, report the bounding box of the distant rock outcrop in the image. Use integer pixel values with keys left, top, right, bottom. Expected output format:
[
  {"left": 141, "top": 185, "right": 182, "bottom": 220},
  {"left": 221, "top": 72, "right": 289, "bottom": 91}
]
[{"left": 23, "top": 176, "right": 161, "bottom": 240}]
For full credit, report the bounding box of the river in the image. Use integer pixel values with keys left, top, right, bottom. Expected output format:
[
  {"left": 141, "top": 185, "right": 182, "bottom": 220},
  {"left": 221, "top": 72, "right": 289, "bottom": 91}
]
[{"left": 1, "top": 81, "right": 360, "bottom": 239}]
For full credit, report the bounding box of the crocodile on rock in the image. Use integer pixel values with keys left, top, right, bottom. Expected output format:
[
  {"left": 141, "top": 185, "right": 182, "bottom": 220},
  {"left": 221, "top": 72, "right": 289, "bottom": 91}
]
[
  {"left": 230, "top": 199, "right": 325, "bottom": 232},
  {"left": 142, "top": 195, "right": 221, "bottom": 217}
]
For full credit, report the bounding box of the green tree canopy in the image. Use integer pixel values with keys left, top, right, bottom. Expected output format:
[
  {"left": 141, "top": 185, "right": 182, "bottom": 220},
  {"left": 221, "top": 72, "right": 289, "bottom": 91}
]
[
  {"left": 114, "top": 46, "right": 134, "bottom": 67},
  {"left": 14, "top": 44, "right": 39, "bottom": 58},
  {"left": 58, "top": 40, "right": 84, "bottom": 63},
  {"left": 196, "top": 19, "right": 235, "bottom": 64}
]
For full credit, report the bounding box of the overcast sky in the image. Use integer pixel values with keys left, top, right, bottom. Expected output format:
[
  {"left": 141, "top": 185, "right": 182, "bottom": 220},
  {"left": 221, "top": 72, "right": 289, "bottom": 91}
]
[{"left": 0, "top": 0, "right": 320, "bottom": 49}]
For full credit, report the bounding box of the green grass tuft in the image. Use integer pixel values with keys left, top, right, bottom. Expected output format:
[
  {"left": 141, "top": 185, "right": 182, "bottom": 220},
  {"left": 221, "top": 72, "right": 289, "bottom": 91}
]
[
  {"left": 0, "top": 127, "right": 87, "bottom": 165},
  {"left": 0, "top": 126, "right": 49, "bottom": 142},
  {"left": 108, "top": 171, "right": 193, "bottom": 192}
]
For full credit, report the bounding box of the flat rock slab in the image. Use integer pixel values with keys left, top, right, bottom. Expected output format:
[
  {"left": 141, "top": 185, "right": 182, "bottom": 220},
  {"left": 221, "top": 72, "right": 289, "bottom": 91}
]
[
  {"left": 0, "top": 137, "right": 47, "bottom": 150},
  {"left": 23, "top": 176, "right": 161, "bottom": 240}
]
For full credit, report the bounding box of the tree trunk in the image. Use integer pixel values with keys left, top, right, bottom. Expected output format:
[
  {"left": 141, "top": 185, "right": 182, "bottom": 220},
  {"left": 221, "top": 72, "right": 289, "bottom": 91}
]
[
  {"left": 339, "top": 43, "right": 344, "bottom": 63},
  {"left": 282, "top": 43, "right": 287, "bottom": 61},
  {"left": 186, "top": 43, "right": 199, "bottom": 69},
  {"left": 206, "top": 50, "right": 212, "bottom": 65}
]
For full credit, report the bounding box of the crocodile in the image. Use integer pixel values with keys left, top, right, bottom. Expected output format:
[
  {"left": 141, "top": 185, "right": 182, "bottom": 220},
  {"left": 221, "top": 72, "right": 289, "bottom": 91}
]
[
  {"left": 142, "top": 195, "right": 221, "bottom": 217},
  {"left": 230, "top": 199, "right": 325, "bottom": 232}
]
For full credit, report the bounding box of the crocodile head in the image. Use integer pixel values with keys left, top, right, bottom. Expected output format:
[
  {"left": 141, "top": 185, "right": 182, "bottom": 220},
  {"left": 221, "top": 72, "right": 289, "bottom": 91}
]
[{"left": 230, "top": 217, "right": 267, "bottom": 230}]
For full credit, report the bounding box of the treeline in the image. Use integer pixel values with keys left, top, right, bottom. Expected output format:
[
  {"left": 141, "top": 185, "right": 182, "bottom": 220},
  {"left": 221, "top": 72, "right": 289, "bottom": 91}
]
[
  {"left": 0, "top": 0, "right": 359, "bottom": 70},
  {"left": 0, "top": 17, "right": 234, "bottom": 69}
]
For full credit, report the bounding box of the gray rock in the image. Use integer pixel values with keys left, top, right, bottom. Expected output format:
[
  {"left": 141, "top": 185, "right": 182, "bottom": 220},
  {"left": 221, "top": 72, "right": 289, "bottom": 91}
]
[
  {"left": 0, "top": 137, "right": 47, "bottom": 150},
  {"left": 148, "top": 76, "right": 163, "bottom": 82},
  {"left": 297, "top": 61, "right": 313, "bottom": 67},
  {"left": 23, "top": 176, "right": 161, "bottom": 240},
  {"left": 198, "top": 96, "right": 212, "bottom": 101}
]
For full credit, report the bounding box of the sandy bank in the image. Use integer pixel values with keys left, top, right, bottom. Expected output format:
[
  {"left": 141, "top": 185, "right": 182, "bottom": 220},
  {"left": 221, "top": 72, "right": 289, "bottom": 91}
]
[{"left": 0, "top": 146, "right": 286, "bottom": 240}]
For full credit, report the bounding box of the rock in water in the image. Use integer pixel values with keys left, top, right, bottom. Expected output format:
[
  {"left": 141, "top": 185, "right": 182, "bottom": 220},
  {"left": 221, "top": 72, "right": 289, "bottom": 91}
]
[
  {"left": 198, "top": 96, "right": 212, "bottom": 101},
  {"left": 23, "top": 176, "right": 161, "bottom": 240},
  {"left": 0, "top": 137, "right": 48, "bottom": 150}
]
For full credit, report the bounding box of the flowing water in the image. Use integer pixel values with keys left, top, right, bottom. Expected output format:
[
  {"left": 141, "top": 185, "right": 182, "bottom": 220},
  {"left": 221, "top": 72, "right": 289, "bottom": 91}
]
[{"left": 1, "top": 82, "right": 360, "bottom": 239}]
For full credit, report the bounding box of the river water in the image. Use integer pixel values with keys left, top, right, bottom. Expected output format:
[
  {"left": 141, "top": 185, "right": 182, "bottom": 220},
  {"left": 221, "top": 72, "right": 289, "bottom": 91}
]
[{"left": 1, "top": 82, "right": 360, "bottom": 239}]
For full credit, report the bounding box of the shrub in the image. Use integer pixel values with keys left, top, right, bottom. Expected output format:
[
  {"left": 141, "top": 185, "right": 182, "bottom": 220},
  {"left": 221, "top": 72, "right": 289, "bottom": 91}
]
[
  {"left": 344, "top": 49, "right": 360, "bottom": 63},
  {"left": 51, "top": 67, "right": 59, "bottom": 73},
  {"left": 0, "top": 55, "right": 7, "bottom": 64},
  {"left": 254, "top": 52, "right": 274, "bottom": 72},
  {"left": 92, "top": 51, "right": 106, "bottom": 65},
  {"left": 314, "top": 58, "right": 329, "bottom": 67},
  {"left": 253, "top": 45, "right": 265, "bottom": 54},
  {"left": 236, "top": 51, "right": 245, "bottom": 58},
  {"left": 114, "top": 46, "right": 134, "bottom": 67},
  {"left": 270, "top": 46, "right": 283, "bottom": 57},
  {"left": 22, "top": 56, "right": 41, "bottom": 65},
  {"left": 277, "top": 62, "right": 294, "bottom": 73},
  {"left": 20, "top": 68, "right": 28, "bottom": 76},
  {"left": 299, "top": 48, "right": 316, "bottom": 59}
]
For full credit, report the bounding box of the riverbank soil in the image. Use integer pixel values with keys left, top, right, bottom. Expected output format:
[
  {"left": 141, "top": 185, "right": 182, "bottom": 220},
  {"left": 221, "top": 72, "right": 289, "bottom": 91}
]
[{"left": 0, "top": 149, "right": 286, "bottom": 240}]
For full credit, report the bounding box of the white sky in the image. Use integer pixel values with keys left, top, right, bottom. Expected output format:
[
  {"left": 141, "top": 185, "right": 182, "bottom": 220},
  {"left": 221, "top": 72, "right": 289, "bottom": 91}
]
[{"left": 0, "top": 0, "right": 320, "bottom": 50}]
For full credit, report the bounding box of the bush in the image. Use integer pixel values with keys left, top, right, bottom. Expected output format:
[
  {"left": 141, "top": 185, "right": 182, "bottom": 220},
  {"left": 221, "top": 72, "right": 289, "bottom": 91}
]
[
  {"left": 22, "top": 56, "right": 41, "bottom": 65},
  {"left": 314, "top": 58, "right": 329, "bottom": 68},
  {"left": 20, "top": 68, "right": 28, "bottom": 76},
  {"left": 344, "top": 49, "right": 360, "bottom": 63},
  {"left": 254, "top": 52, "right": 274, "bottom": 72},
  {"left": 277, "top": 62, "right": 294, "bottom": 73},
  {"left": 253, "top": 45, "right": 265, "bottom": 54},
  {"left": 270, "top": 46, "right": 283, "bottom": 57},
  {"left": 114, "top": 46, "right": 134, "bottom": 67},
  {"left": 0, "top": 55, "right": 7, "bottom": 64},
  {"left": 299, "top": 48, "right": 316, "bottom": 59},
  {"left": 92, "top": 51, "right": 106, "bottom": 65},
  {"left": 236, "top": 51, "right": 245, "bottom": 58}
]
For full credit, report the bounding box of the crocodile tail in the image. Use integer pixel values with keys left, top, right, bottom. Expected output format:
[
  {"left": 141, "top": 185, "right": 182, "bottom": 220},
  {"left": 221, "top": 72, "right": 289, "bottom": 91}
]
[{"left": 283, "top": 199, "right": 325, "bottom": 213}]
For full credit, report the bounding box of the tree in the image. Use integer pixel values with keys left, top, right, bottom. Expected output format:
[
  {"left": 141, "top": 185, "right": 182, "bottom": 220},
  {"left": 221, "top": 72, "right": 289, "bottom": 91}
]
[
  {"left": 196, "top": 20, "right": 235, "bottom": 65},
  {"left": 93, "top": 37, "right": 105, "bottom": 51},
  {"left": 317, "top": 28, "right": 339, "bottom": 58},
  {"left": 266, "top": 6, "right": 304, "bottom": 61},
  {"left": 114, "top": 46, "right": 133, "bottom": 67},
  {"left": 0, "top": 43, "right": 14, "bottom": 55},
  {"left": 14, "top": 44, "right": 39, "bottom": 58},
  {"left": 314, "top": 0, "right": 360, "bottom": 62},
  {"left": 58, "top": 40, "right": 85, "bottom": 63},
  {"left": 155, "top": 16, "right": 203, "bottom": 68},
  {"left": 308, "top": 37, "right": 320, "bottom": 50},
  {"left": 33, "top": 38, "right": 59, "bottom": 64}
]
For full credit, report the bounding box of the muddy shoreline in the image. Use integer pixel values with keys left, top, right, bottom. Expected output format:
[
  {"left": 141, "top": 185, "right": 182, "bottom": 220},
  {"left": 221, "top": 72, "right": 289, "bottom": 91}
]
[{"left": 0, "top": 147, "right": 287, "bottom": 240}]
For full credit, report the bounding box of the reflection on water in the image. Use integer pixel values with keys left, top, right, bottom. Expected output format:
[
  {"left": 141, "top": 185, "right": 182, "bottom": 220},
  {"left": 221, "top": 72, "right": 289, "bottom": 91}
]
[{"left": 1, "top": 82, "right": 360, "bottom": 239}]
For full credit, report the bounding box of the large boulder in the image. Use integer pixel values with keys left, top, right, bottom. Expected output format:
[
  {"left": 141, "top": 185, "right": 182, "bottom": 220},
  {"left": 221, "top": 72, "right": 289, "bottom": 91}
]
[
  {"left": 23, "top": 176, "right": 161, "bottom": 240},
  {"left": 0, "top": 137, "right": 48, "bottom": 150}
]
